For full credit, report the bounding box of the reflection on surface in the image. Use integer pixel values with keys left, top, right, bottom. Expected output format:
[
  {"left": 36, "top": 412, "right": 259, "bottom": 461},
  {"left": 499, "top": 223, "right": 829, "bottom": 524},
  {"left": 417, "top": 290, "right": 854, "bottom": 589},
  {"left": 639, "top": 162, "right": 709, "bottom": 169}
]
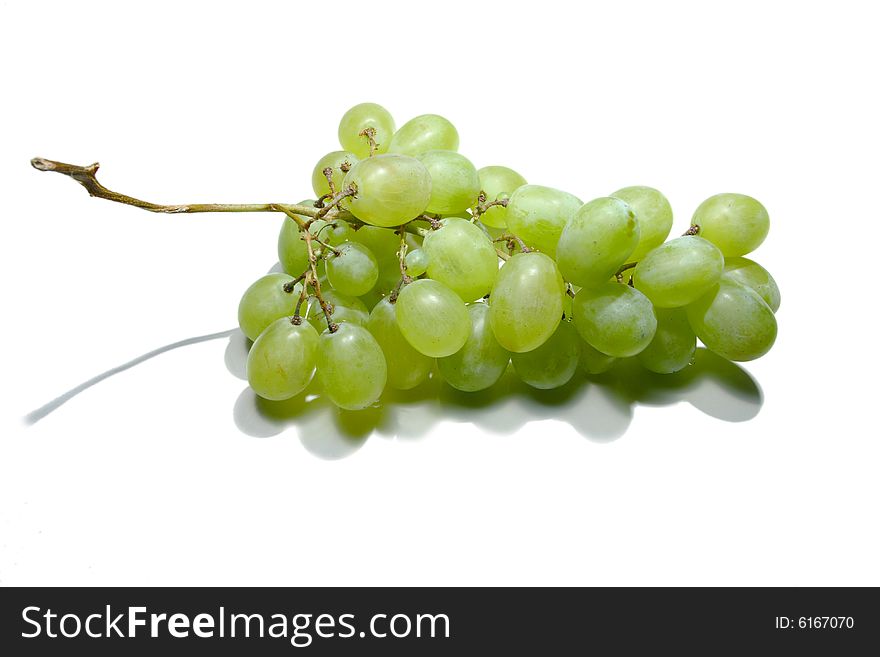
[
  {"left": 24, "top": 329, "right": 237, "bottom": 425},
  {"left": 22, "top": 325, "right": 763, "bottom": 459},
  {"left": 228, "top": 328, "right": 763, "bottom": 460}
]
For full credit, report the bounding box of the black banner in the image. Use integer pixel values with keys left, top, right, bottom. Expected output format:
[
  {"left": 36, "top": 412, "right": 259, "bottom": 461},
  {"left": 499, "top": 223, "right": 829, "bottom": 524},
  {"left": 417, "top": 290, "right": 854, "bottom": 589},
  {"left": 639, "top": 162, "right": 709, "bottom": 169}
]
[{"left": 1, "top": 587, "right": 876, "bottom": 654}]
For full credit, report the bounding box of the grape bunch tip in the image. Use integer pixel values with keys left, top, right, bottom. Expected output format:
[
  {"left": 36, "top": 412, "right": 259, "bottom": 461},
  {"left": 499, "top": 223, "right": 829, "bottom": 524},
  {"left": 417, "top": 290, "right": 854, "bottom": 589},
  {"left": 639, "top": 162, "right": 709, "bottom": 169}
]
[{"left": 33, "top": 101, "right": 780, "bottom": 421}]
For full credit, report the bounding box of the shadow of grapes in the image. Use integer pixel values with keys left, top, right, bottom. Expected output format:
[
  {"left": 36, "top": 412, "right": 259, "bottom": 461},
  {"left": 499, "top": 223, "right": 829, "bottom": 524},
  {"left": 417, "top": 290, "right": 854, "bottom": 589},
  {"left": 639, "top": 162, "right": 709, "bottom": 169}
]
[{"left": 227, "top": 328, "right": 763, "bottom": 459}]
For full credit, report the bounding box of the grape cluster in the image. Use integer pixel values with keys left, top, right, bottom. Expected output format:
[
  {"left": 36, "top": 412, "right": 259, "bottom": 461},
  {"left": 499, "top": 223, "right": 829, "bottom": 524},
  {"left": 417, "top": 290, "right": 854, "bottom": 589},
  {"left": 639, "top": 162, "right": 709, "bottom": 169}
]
[{"left": 239, "top": 102, "right": 779, "bottom": 411}]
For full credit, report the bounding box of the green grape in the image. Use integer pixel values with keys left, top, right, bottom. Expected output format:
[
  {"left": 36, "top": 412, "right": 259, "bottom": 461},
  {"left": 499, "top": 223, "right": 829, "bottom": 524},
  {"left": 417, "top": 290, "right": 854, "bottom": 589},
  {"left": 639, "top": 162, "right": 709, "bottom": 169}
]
[
  {"left": 511, "top": 320, "right": 580, "bottom": 389},
  {"left": 722, "top": 257, "right": 781, "bottom": 312},
  {"left": 238, "top": 273, "right": 300, "bottom": 341},
  {"left": 477, "top": 165, "right": 527, "bottom": 228},
  {"left": 578, "top": 340, "right": 617, "bottom": 374},
  {"left": 404, "top": 248, "right": 429, "bottom": 277},
  {"left": 351, "top": 225, "right": 400, "bottom": 263},
  {"left": 247, "top": 318, "right": 318, "bottom": 401},
  {"left": 423, "top": 218, "right": 498, "bottom": 301},
  {"left": 686, "top": 278, "right": 777, "bottom": 361},
  {"left": 505, "top": 184, "right": 582, "bottom": 257},
  {"left": 691, "top": 193, "right": 769, "bottom": 257},
  {"left": 418, "top": 150, "right": 481, "bottom": 214},
  {"left": 637, "top": 308, "right": 696, "bottom": 374},
  {"left": 395, "top": 279, "right": 471, "bottom": 357},
  {"left": 632, "top": 236, "right": 724, "bottom": 307},
  {"left": 337, "top": 102, "right": 395, "bottom": 159},
  {"left": 572, "top": 282, "right": 657, "bottom": 357},
  {"left": 316, "top": 323, "right": 387, "bottom": 410},
  {"left": 326, "top": 242, "right": 379, "bottom": 297},
  {"left": 311, "top": 151, "right": 359, "bottom": 198},
  {"left": 556, "top": 197, "right": 639, "bottom": 287},
  {"left": 343, "top": 154, "right": 432, "bottom": 227},
  {"left": 610, "top": 186, "right": 674, "bottom": 261},
  {"left": 489, "top": 252, "right": 565, "bottom": 353},
  {"left": 388, "top": 114, "right": 459, "bottom": 156},
  {"left": 437, "top": 303, "right": 509, "bottom": 392},
  {"left": 277, "top": 216, "right": 309, "bottom": 276},
  {"left": 367, "top": 297, "right": 433, "bottom": 390},
  {"left": 309, "top": 218, "right": 354, "bottom": 246}
]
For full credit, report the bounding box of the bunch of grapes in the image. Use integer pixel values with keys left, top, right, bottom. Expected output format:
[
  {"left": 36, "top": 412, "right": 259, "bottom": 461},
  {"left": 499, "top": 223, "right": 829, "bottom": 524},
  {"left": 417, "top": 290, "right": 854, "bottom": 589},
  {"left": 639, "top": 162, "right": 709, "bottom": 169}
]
[{"left": 239, "top": 102, "right": 779, "bottom": 411}]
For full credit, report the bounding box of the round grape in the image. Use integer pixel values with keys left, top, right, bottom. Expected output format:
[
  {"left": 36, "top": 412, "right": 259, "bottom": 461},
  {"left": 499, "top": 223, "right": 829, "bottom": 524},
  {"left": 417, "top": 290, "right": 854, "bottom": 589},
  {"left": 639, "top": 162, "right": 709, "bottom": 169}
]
[
  {"left": 343, "top": 154, "right": 432, "bottom": 227},
  {"left": 477, "top": 166, "right": 527, "bottom": 228},
  {"left": 722, "top": 256, "right": 781, "bottom": 312},
  {"left": 511, "top": 320, "right": 580, "bottom": 389},
  {"left": 691, "top": 193, "right": 769, "bottom": 257},
  {"left": 632, "top": 236, "right": 724, "bottom": 307},
  {"left": 238, "top": 273, "right": 300, "bottom": 341},
  {"left": 572, "top": 283, "right": 657, "bottom": 358},
  {"left": 326, "top": 242, "right": 379, "bottom": 297},
  {"left": 423, "top": 218, "right": 498, "bottom": 301},
  {"left": 437, "top": 303, "right": 509, "bottom": 392},
  {"left": 247, "top": 318, "right": 318, "bottom": 401},
  {"left": 637, "top": 307, "right": 696, "bottom": 374},
  {"left": 311, "top": 151, "right": 359, "bottom": 198},
  {"left": 505, "top": 184, "right": 582, "bottom": 257},
  {"left": 316, "top": 323, "right": 387, "bottom": 410},
  {"left": 367, "top": 297, "right": 433, "bottom": 390},
  {"left": 610, "top": 186, "right": 673, "bottom": 261},
  {"left": 418, "top": 150, "right": 481, "bottom": 215},
  {"left": 388, "top": 114, "right": 459, "bottom": 156},
  {"left": 395, "top": 279, "right": 471, "bottom": 357},
  {"left": 338, "top": 103, "right": 395, "bottom": 159}
]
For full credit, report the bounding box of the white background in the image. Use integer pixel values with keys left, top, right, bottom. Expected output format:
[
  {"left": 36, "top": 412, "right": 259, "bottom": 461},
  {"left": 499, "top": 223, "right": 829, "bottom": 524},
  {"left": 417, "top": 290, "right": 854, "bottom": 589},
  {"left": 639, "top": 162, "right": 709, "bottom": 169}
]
[{"left": 1, "top": 0, "right": 878, "bottom": 586}]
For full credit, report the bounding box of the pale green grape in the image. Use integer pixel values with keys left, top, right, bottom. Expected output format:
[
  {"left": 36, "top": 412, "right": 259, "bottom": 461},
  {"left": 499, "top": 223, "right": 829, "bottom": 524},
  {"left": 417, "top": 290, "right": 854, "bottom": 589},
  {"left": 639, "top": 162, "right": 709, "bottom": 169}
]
[
  {"left": 367, "top": 297, "right": 433, "bottom": 390},
  {"left": 343, "top": 154, "right": 432, "bottom": 227},
  {"left": 637, "top": 308, "right": 696, "bottom": 374},
  {"left": 610, "top": 186, "right": 673, "bottom": 261},
  {"left": 722, "top": 257, "right": 781, "bottom": 312},
  {"left": 404, "top": 248, "right": 429, "bottom": 277},
  {"left": 578, "top": 340, "right": 617, "bottom": 375},
  {"left": 338, "top": 102, "right": 395, "bottom": 159},
  {"left": 306, "top": 290, "right": 369, "bottom": 332},
  {"left": 326, "top": 242, "right": 379, "bottom": 296},
  {"left": 477, "top": 165, "right": 527, "bottom": 228},
  {"left": 388, "top": 114, "right": 459, "bottom": 156},
  {"left": 572, "top": 283, "right": 657, "bottom": 357},
  {"left": 489, "top": 252, "right": 565, "bottom": 353},
  {"left": 238, "top": 273, "right": 300, "bottom": 341},
  {"left": 247, "top": 318, "right": 318, "bottom": 401},
  {"left": 418, "top": 150, "right": 481, "bottom": 214},
  {"left": 423, "top": 218, "right": 498, "bottom": 301},
  {"left": 437, "top": 303, "right": 509, "bottom": 392},
  {"left": 686, "top": 278, "right": 777, "bottom": 361},
  {"left": 511, "top": 320, "right": 580, "bottom": 389},
  {"left": 316, "top": 323, "right": 387, "bottom": 410},
  {"left": 277, "top": 216, "right": 309, "bottom": 275},
  {"left": 309, "top": 218, "right": 354, "bottom": 246},
  {"left": 691, "top": 193, "right": 769, "bottom": 257},
  {"left": 632, "top": 236, "right": 724, "bottom": 307},
  {"left": 557, "top": 197, "right": 639, "bottom": 287},
  {"left": 505, "top": 185, "right": 582, "bottom": 257},
  {"left": 311, "top": 151, "right": 359, "bottom": 198},
  {"left": 396, "top": 279, "right": 471, "bottom": 357}
]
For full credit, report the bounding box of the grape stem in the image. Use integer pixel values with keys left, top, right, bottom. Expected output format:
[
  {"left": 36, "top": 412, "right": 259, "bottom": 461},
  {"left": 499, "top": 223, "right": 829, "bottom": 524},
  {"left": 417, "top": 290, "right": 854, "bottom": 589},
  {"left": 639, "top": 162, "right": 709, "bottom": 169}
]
[
  {"left": 472, "top": 191, "right": 509, "bottom": 218},
  {"left": 322, "top": 166, "right": 337, "bottom": 195},
  {"left": 359, "top": 127, "right": 378, "bottom": 157},
  {"left": 30, "top": 157, "right": 432, "bottom": 239},
  {"left": 291, "top": 283, "right": 309, "bottom": 325},
  {"left": 683, "top": 224, "right": 700, "bottom": 236},
  {"left": 493, "top": 234, "right": 531, "bottom": 253}
]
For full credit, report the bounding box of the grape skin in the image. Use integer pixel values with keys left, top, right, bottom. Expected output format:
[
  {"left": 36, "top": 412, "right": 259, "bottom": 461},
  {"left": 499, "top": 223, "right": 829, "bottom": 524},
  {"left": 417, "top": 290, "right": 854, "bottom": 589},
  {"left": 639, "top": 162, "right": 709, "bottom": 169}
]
[
  {"left": 396, "top": 279, "right": 471, "bottom": 358},
  {"left": 572, "top": 283, "right": 657, "bottom": 358},
  {"left": 489, "top": 252, "right": 566, "bottom": 353},
  {"left": 316, "top": 323, "right": 388, "bottom": 410},
  {"left": 311, "top": 151, "right": 359, "bottom": 198},
  {"left": 476, "top": 165, "right": 527, "bottom": 229},
  {"left": 686, "top": 278, "right": 777, "bottom": 362},
  {"left": 326, "top": 242, "right": 379, "bottom": 297},
  {"left": 338, "top": 103, "right": 395, "bottom": 159},
  {"left": 505, "top": 184, "right": 583, "bottom": 257},
  {"left": 247, "top": 319, "right": 318, "bottom": 401},
  {"left": 610, "top": 186, "right": 673, "bottom": 262},
  {"left": 367, "top": 298, "right": 433, "bottom": 390},
  {"left": 632, "top": 236, "right": 724, "bottom": 308},
  {"left": 511, "top": 320, "right": 580, "bottom": 389},
  {"left": 418, "top": 150, "right": 481, "bottom": 215},
  {"left": 437, "top": 303, "right": 509, "bottom": 392},
  {"left": 722, "top": 256, "right": 781, "bottom": 312},
  {"left": 423, "top": 218, "right": 498, "bottom": 301},
  {"left": 637, "top": 307, "right": 696, "bottom": 374},
  {"left": 343, "top": 154, "right": 432, "bottom": 228},
  {"left": 238, "top": 273, "right": 300, "bottom": 342},
  {"left": 691, "top": 193, "right": 769, "bottom": 257},
  {"left": 388, "top": 114, "right": 459, "bottom": 156},
  {"left": 557, "top": 197, "right": 639, "bottom": 288}
]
